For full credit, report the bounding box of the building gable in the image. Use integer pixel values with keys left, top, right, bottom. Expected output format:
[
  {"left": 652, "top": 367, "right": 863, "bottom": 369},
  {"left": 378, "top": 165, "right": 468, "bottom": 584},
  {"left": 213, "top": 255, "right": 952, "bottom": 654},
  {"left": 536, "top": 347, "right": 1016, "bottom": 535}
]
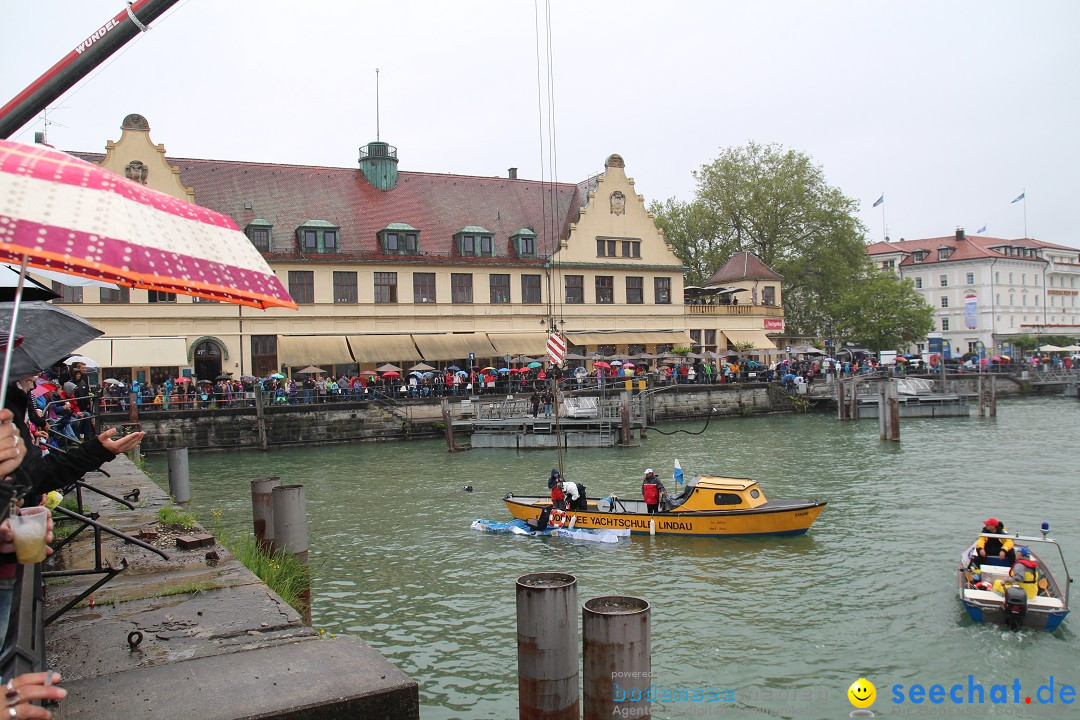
[{"left": 555, "top": 154, "right": 683, "bottom": 269}]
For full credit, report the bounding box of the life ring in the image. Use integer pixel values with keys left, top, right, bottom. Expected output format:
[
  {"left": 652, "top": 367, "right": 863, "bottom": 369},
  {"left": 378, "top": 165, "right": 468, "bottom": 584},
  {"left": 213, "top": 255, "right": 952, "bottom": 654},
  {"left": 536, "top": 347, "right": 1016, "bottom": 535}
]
[{"left": 549, "top": 509, "right": 567, "bottom": 527}]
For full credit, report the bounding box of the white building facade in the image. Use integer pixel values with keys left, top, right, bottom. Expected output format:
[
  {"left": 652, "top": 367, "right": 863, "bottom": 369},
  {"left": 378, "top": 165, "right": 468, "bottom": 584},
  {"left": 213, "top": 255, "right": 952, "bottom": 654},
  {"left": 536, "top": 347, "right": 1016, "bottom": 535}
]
[{"left": 868, "top": 230, "right": 1080, "bottom": 356}]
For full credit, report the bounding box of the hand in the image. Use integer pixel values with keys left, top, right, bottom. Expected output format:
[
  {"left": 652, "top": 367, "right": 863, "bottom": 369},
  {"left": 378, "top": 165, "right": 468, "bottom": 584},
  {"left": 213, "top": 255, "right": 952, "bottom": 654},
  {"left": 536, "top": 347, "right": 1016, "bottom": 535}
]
[
  {"left": 0, "top": 518, "right": 11, "bottom": 553},
  {"left": 4, "top": 671, "right": 67, "bottom": 718},
  {"left": 0, "top": 513, "right": 55, "bottom": 556},
  {"left": 97, "top": 428, "right": 145, "bottom": 455},
  {"left": 0, "top": 410, "right": 26, "bottom": 479}
]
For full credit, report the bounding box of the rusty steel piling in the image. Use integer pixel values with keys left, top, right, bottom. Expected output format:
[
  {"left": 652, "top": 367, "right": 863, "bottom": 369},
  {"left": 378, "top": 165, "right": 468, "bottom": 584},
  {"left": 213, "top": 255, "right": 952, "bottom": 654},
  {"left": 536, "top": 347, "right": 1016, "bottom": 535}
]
[
  {"left": 166, "top": 447, "right": 190, "bottom": 504},
  {"left": 583, "top": 595, "right": 651, "bottom": 720},
  {"left": 250, "top": 476, "right": 282, "bottom": 551},
  {"left": 516, "top": 572, "right": 579, "bottom": 720},
  {"left": 271, "top": 483, "right": 311, "bottom": 622}
]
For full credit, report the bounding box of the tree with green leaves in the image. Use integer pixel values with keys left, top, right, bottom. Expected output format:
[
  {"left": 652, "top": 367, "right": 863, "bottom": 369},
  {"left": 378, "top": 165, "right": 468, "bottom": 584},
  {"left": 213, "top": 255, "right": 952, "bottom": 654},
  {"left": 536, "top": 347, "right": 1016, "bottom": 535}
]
[
  {"left": 651, "top": 141, "right": 888, "bottom": 338},
  {"left": 647, "top": 198, "right": 724, "bottom": 287},
  {"left": 830, "top": 272, "right": 935, "bottom": 351}
]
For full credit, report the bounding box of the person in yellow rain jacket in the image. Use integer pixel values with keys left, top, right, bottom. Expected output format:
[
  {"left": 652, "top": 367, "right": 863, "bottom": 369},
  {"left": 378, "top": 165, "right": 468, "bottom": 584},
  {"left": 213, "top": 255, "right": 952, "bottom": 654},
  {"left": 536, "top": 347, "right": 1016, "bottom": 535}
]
[{"left": 976, "top": 518, "right": 1015, "bottom": 563}]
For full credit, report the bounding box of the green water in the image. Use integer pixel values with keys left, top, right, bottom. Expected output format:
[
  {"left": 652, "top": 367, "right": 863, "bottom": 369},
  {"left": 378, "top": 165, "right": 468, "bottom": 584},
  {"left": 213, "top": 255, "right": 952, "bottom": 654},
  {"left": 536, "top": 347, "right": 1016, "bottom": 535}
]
[{"left": 145, "top": 397, "right": 1080, "bottom": 719}]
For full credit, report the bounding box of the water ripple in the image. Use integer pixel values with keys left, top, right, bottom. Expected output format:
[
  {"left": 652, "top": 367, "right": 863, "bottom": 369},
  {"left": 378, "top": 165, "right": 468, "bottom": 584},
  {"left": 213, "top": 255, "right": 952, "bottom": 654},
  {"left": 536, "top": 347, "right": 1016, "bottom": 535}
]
[{"left": 147, "top": 397, "right": 1080, "bottom": 718}]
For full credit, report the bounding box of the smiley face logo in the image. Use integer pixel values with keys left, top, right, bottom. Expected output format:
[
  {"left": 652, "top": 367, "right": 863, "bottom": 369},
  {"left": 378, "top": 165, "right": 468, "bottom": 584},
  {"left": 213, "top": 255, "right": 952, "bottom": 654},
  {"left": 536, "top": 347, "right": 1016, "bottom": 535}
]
[{"left": 848, "top": 678, "right": 876, "bottom": 709}]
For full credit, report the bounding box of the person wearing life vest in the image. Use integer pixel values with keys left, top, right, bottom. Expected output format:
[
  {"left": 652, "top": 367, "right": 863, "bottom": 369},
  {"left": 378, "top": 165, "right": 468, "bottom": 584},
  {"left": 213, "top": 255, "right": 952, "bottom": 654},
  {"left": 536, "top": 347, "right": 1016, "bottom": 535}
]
[
  {"left": 1009, "top": 548, "right": 1041, "bottom": 598},
  {"left": 548, "top": 469, "right": 566, "bottom": 509},
  {"left": 642, "top": 468, "right": 666, "bottom": 514},
  {"left": 976, "top": 517, "right": 1016, "bottom": 563}
]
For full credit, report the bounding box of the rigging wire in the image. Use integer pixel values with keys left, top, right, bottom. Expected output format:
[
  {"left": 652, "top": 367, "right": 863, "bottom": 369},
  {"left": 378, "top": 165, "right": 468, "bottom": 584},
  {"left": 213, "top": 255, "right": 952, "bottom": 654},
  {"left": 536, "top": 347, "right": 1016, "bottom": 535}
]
[
  {"left": 544, "top": 0, "right": 565, "bottom": 330},
  {"left": 533, "top": 0, "right": 552, "bottom": 328}
]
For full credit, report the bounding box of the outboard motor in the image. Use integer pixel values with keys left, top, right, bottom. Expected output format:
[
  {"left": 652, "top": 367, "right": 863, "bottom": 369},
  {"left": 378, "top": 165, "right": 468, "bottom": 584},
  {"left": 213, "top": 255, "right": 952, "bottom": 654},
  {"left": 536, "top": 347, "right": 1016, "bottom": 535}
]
[
  {"left": 1003, "top": 585, "right": 1028, "bottom": 631},
  {"left": 530, "top": 507, "right": 551, "bottom": 531}
]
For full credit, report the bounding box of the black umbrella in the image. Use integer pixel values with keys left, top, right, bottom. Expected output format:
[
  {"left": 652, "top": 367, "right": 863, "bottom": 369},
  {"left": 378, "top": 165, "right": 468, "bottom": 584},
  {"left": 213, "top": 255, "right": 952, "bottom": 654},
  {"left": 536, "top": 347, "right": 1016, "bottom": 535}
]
[
  {"left": 0, "top": 267, "right": 58, "bottom": 301},
  {"left": 0, "top": 301, "right": 103, "bottom": 378},
  {"left": 214, "top": 374, "right": 234, "bottom": 382}
]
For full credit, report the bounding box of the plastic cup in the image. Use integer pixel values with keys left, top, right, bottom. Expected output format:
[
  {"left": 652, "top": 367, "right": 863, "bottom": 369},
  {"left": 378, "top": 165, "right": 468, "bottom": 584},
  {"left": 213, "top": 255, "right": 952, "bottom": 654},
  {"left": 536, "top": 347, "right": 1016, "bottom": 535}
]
[{"left": 12, "top": 505, "right": 49, "bottom": 564}]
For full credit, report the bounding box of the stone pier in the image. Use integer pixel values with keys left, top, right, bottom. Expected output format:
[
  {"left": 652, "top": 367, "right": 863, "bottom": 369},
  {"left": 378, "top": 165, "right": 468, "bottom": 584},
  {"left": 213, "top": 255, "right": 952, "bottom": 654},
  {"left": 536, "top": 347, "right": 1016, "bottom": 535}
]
[{"left": 45, "top": 455, "right": 418, "bottom": 719}]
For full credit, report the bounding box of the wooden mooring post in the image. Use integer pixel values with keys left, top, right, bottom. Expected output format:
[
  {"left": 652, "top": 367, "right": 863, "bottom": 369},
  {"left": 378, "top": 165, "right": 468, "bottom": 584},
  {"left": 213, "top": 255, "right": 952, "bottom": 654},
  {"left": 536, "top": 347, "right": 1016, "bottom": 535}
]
[
  {"left": 253, "top": 388, "right": 268, "bottom": 451},
  {"left": 879, "top": 379, "right": 900, "bottom": 441},
  {"left": 441, "top": 398, "right": 457, "bottom": 452},
  {"left": 619, "top": 391, "right": 631, "bottom": 446},
  {"left": 978, "top": 375, "right": 998, "bottom": 417}
]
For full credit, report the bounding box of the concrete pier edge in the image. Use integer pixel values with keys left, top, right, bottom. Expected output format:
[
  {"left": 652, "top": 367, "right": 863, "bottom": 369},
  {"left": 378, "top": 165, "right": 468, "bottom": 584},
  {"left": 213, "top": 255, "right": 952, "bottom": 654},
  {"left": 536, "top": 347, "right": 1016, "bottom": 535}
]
[{"left": 45, "top": 454, "right": 419, "bottom": 720}]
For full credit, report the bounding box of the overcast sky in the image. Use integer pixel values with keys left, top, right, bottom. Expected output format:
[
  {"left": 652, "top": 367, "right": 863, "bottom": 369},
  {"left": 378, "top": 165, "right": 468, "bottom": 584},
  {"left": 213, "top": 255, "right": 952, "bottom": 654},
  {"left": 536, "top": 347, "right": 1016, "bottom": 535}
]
[{"left": 3, "top": 1, "right": 1078, "bottom": 248}]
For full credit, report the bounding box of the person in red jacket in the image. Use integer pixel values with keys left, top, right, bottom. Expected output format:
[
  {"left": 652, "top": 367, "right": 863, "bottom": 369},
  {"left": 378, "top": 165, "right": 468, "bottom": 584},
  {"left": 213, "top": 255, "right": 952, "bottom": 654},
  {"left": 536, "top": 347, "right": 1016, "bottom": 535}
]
[{"left": 642, "top": 468, "right": 666, "bottom": 514}]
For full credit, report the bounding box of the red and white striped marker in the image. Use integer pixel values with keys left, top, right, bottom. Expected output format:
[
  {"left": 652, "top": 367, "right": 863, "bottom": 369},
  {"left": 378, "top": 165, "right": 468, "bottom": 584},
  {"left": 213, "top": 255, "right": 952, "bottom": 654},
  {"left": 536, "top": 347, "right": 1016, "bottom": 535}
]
[{"left": 547, "top": 331, "right": 566, "bottom": 367}]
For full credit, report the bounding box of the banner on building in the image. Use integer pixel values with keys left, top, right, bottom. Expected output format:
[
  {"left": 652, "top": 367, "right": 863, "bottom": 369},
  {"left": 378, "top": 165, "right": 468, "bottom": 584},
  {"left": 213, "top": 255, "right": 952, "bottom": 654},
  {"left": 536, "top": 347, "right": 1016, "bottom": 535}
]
[{"left": 964, "top": 292, "right": 978, "bottom": 330}]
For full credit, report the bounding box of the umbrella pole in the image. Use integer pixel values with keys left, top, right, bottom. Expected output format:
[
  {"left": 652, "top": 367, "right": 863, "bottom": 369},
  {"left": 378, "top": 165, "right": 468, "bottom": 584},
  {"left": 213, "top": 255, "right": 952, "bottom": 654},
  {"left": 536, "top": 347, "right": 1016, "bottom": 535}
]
[{"left": 0, "top": 255, "right": 30, "bottom": 411}]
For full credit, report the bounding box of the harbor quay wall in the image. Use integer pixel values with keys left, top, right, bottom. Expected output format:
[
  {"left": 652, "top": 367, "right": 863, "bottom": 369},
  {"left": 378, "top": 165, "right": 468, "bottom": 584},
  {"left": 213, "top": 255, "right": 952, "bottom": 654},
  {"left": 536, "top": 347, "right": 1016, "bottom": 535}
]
[
  {"left": 114, "top": 385, "right": 790, "bottom": 453},
  {"left": 104, "top": 401, "right": 445, "bottom": 452},
  {"left": 109, "top": 374, "right": 1053, "bottom": 453},
  {"left": 646, "top": 384, "right": 787, "bottom": 421}
]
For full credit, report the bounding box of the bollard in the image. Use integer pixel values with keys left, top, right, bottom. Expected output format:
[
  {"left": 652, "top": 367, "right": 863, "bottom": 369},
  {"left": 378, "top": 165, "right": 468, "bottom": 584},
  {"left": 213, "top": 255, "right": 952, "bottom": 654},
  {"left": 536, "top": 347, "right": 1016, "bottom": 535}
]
[
  {"left": 583, "top": 595, "right": 651, "bottom": 720},
  {"left": 272, "top": 484, "right": 311, "bottom": 623},
  {"left": 620, "top": 391, "right": 631, "bottom": 446},
  {"left": 250, "top": 476, "right": 282, "bottom": 551},
  {"left": 271, "top": 484, "right": 309, "bottom": 563},
  {"left": 878, "top": 379, "right": 899, "bottom": 441},
  {"left": 167, "top": 447, "right": 190, "bottom": 504},
  {"left": 516, "top": 572, "right": 579, "bottom": 720}
]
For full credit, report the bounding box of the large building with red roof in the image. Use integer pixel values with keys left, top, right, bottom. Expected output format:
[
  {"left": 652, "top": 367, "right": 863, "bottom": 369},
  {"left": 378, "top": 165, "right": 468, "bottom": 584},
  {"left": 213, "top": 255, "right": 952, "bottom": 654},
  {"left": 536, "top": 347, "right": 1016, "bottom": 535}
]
[
  {"left": 54, "top": 114, "right": 785, "bottom": 381},
  {"left": 867, "top": 229, "right": 1080, "bottom": 356}
]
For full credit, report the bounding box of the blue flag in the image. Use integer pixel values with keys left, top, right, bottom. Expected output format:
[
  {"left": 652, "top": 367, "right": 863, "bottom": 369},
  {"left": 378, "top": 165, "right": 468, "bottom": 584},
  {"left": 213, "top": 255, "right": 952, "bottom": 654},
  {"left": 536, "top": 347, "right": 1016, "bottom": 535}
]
[
  {"left": 872, "top": 195, "right": 884, "bottom": 208},
  {"left": 673, "top": 459, "right": 684, "bottom": 486},
  {"left": 1011, "top": 192, "right": 1025, "bottom": 204},
  {"left": 977, "top": 225, "right": 987, "bottom": 234}
]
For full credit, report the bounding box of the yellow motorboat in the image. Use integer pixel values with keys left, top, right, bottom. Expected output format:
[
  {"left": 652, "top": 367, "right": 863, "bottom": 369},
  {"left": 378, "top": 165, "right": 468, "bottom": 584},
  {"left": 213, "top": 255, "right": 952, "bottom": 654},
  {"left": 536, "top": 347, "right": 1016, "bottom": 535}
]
[{"left": 503, "top": 474, "right": 825, "bottom": 537}]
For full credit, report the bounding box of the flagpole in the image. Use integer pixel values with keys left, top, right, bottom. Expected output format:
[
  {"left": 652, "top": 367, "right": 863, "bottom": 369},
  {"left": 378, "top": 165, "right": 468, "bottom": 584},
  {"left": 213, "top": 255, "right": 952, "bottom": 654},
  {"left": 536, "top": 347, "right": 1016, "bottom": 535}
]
[
  {"left": 881, "top": 193, "right": 887, "bottom": 242},
  {"left": 1022, "top": 188, "right": 1027, "bottom": 238}
]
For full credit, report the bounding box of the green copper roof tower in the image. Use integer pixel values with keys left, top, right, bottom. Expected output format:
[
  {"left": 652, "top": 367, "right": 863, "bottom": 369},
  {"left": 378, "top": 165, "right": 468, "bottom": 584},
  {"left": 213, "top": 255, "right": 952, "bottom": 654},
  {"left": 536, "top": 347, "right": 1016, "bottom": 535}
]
[
  {"left": 359, "top": 68, "right": 399, "bottom": 190},
  {"left": 358, "top": 141, "right": 398, "bottom": 190}
]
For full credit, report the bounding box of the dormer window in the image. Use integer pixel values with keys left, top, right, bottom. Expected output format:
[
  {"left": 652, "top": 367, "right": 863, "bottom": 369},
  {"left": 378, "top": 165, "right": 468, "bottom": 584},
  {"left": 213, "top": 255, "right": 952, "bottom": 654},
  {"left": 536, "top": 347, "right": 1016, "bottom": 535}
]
[
  {"left": 245, "top": 220, "right": 273, "bottom": 253},
  {"left": 456, "top": 226, "right": 494, "bottom": 257},
  {"left": 379, "top": 223, "right": 420, "bottom": 255},
  {"left": 913, "top": 251, "right": 927, "bottom": 262},
  {"left": 938, "top": 248, "right": 951, "bottom": 260},
  {"left": 296, "top": 220, "right": 340, "bottom": 254},
  {"left": 510, "top": 229, "right": 537, "bottom": 258}
]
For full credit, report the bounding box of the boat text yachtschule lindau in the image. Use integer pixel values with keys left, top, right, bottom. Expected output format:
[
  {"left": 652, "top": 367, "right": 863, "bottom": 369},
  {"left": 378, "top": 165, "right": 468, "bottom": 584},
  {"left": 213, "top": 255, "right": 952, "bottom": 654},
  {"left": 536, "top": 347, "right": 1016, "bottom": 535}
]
[{"left": 503, "top": 473, "right": 826, "bottom": 537}]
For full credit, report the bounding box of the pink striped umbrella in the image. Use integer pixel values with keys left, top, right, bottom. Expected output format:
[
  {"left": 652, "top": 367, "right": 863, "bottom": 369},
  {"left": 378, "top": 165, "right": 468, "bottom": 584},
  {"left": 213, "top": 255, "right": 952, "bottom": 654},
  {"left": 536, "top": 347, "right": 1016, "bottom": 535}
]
[{"left": 0, "top": 140, "right": 296, "bottom": 309}]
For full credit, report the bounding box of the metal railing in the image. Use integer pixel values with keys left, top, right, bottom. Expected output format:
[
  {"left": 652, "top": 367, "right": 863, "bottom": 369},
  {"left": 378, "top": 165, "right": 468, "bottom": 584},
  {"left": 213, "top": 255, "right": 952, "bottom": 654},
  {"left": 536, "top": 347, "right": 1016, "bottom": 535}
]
[
  {"left": 0, "top": 563, "right": 45, "bottom": 680},
  {"left": 683, "top": 303, "right": 781, "bottom": 316},
  {"left": 44, "top": 503, "right": 169, "bottom": 627}
]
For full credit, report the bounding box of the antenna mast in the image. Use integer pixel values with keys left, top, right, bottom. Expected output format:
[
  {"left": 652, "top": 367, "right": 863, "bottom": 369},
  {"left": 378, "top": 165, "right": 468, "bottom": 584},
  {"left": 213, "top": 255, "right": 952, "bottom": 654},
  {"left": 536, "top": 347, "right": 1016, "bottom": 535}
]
[{"left": 375, "top": 68, "right": 380, "bottom": 142}]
